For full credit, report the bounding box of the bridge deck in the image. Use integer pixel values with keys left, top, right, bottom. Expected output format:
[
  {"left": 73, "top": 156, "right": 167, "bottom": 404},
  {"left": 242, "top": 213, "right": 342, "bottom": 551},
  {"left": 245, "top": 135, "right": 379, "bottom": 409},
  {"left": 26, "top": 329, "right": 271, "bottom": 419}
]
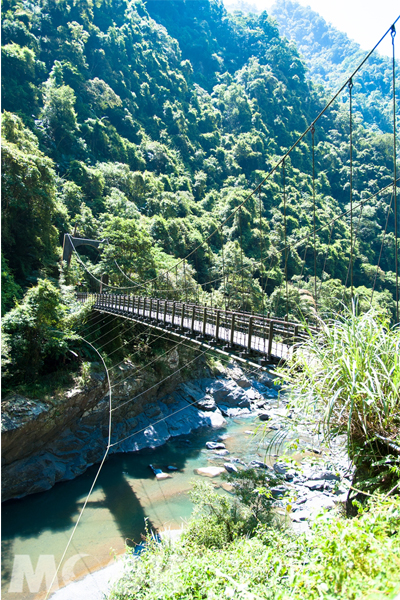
[{"left": 78, "top": 293, "right": 306, "bottom": 365}]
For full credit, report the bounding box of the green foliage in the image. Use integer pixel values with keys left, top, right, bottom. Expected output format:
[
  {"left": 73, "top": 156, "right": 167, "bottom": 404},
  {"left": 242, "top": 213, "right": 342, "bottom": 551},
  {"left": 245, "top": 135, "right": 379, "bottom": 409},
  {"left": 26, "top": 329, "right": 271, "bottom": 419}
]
[
  {"left": 278, "top": 306, "right": 400, "bottom": 491},
  {"left": 183, "top": 480, "right": 242, "bottom": 548},
  {"left": 183, "top": 470, "right": 283, "bottom": 549},
  {"left": 1, "top": 112, "right": 60, "bottom": 285},
  {"left": 108, "top": 496, "right": 400, "bottom": 600},
  {"left": 1, "top": 279, "right": 80, "bottom": 384},
  {"left": 271, "top": 0, "right": 397, "bottom": 133},
  {"left": 1, "top": 0, "right": 398, "bottom": 321},
  {"left": 1, "top": 253, "right": 23, "bottom": 316}
]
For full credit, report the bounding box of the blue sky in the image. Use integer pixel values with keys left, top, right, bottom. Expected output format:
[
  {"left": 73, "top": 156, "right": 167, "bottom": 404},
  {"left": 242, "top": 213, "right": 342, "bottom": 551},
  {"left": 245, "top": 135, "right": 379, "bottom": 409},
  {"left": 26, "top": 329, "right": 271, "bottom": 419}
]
[{"left": 224, "top": 0, "right": 399, "bottom": 57}]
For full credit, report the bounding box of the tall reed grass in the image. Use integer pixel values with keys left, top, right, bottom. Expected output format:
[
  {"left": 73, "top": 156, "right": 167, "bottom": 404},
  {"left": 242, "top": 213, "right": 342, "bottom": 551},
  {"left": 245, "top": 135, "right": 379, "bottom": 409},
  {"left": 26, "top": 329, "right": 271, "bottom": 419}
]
[{"left": 280, "top": 307, "right": 400, "bottom": 489}]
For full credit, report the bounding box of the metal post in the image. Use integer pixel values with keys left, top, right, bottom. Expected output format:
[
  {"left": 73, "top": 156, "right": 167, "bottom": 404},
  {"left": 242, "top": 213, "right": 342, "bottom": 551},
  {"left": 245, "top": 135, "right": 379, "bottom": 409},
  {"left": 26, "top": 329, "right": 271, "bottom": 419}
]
[
  {"left": 150, "top": 297, "right": 153, "bottom": 319},
  {"left": 191, "top": 306, "right": 195, "bottom": 334},
  {"left": 181, "top": 303, "right": 185, "bottom": 330},
  {"left": 163, "top": 300, "right": 168, "bottom": 324},
  {"left": 171, "top": 301, "right": 176, "bottom": 327},
  {"left": 156, "top": 299, "right": 160, "bottom": 321},
  {"left": 247, "top": 316, "right": 253, "bottom": 353},
  {"left": 230, "top": 313, "right": 235, "bottom": 347},
  {"left": 215, "top": 310, "right": 220, "bottom": 342},
  {"left": 268, "top": 321, "right": 274, "bottom": 358},
  {"left": 202, "top": 307, "right": 207, "bottom": 337}
]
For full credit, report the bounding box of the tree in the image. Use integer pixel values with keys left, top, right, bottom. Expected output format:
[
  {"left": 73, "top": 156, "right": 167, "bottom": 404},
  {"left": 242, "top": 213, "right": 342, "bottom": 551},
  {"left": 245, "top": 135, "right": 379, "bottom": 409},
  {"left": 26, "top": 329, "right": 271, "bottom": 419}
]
[
  {"left": 2, "top": 279, "right": 78, "bottom": 383},
  {"left": 1, "top": 112, "right": 59, "bottom": 284}
]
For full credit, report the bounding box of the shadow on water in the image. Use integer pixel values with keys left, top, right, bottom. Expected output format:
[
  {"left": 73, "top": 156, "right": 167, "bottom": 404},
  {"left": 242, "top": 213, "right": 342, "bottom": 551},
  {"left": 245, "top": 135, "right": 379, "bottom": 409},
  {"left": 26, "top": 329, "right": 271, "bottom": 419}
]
[{"left": 1, "top": 426, "right": 227, "bottom": 591}]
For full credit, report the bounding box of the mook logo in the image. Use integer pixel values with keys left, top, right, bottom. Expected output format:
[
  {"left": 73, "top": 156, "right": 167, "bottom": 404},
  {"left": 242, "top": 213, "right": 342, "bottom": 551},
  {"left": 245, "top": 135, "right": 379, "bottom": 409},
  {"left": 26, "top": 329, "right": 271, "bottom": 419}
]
[{"left": 8, "top": 553, "right": 90, "bottom": 593}]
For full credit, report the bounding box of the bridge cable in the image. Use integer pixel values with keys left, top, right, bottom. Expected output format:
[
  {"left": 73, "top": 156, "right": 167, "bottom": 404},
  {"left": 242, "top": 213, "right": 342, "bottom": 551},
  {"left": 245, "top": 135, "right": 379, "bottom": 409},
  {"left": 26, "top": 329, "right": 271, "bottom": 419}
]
[
  {"left": 139, "top": 18, "right": 400, "bottom": 290},
  {"left": 44, "top": 337, "right": 112, "bottom": 600},
  {"left": 318, "top": 222, "right": 335, "bottom": 300},
  {"left": 259, "top": 186, "right": 267, "bottom": 354},
  {"left": 76, "top": 310, "right": 111, "bottom": 336},
  {"left": 392, "top": 24, "right": 399, "bottom": 322},
  {"left": 114, "top": 259, "right": 147, "bottom": 291},
  {"left": 109, "top": 344, "right": 270, "bottom": 449},
  {"left": 239, "top": 207, "right": 245, "bottom": 311},
  {"left": 96, "top": 179, "right": 398, "bottom": 304},
  {"left": 370, "top": 190, "right": 395, "bottom": 306},
  {"left": 79, "top": 316, "right": 158, "bottom": 360},
  {"left": 349, "top": 77, "right": 354, "bottom": 301},
  {"left": 74, "top": 177, "right": 398, "bottom": 311},
  {"left": 299, "top": 230, "right": 310, "bottom": 282},
  {"left": 107, "top": 328, "right": 182, "bottom": 373},
  {"left": 311, "top": 125, "right": 317, "bottom": 308},
  {"left": 184, "top": 260, "right": 188, "bottom": 303},
  {"left": 220, "top": 226, "right": 227, "bottom": 311},
  {"left": 110, "top": 331, "right": 204, "bottom": 392},
  {"left": 108, "top": 175, "right": 396, "bottom": 298},
  {"left": 342, "top": 203, "right": 364, "bottom": 301},
  {"left": 78, "top": 18, "right": 400, "bottom": 297},
  {"left": 110, "top": 350, "right": 205, "bottom": 441},
  {"left": 136, "top": 178, "right": 398, "bottom": 306},
  {"left": 283, "top": 159, "right": 289, "bottom": 319},
  {"left": 45, "top": 302, "right": 265, "bottom": 598}
]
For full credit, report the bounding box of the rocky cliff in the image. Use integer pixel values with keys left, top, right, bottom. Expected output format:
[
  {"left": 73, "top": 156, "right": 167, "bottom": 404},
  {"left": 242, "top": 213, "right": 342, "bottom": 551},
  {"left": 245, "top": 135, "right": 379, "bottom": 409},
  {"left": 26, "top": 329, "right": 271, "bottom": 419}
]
[{"left": 1, "top": 348, "right": 273, "bottom": 502}]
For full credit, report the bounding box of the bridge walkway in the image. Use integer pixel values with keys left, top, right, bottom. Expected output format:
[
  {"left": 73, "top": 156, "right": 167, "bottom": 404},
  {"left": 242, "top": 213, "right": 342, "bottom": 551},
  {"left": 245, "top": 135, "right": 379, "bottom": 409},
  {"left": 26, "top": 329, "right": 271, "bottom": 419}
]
[{"left": 78, "top": 293, "right": 308, "bottom": 364}]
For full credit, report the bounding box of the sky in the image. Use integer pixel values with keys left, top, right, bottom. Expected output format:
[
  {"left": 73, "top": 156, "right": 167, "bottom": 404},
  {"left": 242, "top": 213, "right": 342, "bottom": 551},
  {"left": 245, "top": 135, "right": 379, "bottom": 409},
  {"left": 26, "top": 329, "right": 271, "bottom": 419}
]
[{"left": 227, "top": 0, "right": 400, "bottom": 58}]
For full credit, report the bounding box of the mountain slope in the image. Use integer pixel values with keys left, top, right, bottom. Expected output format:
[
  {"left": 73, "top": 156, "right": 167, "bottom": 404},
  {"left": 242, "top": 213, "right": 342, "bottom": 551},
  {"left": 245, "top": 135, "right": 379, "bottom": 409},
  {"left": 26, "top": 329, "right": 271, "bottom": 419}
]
[
  {"left": 1, "top": 0, "right": 397, "bottom": 327},
  {"left": 270, "top": 0, "right": 397, "bottom": 133}
]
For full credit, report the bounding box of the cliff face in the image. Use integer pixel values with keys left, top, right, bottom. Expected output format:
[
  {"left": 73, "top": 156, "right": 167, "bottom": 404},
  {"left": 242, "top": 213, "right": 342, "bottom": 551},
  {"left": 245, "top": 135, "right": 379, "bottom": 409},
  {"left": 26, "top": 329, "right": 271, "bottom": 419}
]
[
  {"left": 2, "top": 348, "right": 255, "bottom": 502},
  {"left": 1, "top": 346, "right": 274, "bottom": 502}
]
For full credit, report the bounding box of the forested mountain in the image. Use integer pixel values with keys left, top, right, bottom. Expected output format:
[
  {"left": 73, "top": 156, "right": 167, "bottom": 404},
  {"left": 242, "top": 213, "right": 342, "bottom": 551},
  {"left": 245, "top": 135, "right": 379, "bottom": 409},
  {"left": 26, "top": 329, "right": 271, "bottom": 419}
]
[
  {"left": 1, "top": 0, "right": 398, "bottom": 368},
  {"left": 270, "top": 0, "right": 397, "bottom": 133}
]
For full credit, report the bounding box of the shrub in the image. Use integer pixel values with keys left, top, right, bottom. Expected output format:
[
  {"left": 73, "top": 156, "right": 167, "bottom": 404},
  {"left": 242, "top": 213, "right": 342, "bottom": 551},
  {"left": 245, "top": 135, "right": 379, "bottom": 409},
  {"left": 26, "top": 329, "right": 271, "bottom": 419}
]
[{"left": 278, "top": 305, "right": 400, "bottom": 492}]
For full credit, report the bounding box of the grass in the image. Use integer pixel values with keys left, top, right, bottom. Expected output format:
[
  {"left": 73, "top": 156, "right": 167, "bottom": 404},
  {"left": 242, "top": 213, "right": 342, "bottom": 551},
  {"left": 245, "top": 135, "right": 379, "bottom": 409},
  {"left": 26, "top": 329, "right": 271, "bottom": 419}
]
[
  {"left": 277, "top": 306, "right": 400, "bottom": 492},
  {"left": 108, "top": 495, "right": 400, "bottom": 600}
]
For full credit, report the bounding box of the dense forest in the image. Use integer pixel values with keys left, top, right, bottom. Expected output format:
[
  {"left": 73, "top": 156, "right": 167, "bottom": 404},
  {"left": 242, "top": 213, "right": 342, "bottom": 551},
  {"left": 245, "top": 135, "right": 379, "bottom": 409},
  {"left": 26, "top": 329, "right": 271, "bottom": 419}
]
[
  {"left": 270, "top": 0, "right": 397, "bottom": 133},
  {"left": 1, "top": 0, "right": 399, "bottom": 384}
]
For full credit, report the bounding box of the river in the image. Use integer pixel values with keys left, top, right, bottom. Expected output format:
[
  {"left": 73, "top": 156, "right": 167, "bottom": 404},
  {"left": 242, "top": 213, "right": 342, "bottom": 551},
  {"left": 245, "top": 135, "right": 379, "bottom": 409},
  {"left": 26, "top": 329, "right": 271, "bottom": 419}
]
[{"left": 2, "top": 414, "right": 275, "bottom": 600}]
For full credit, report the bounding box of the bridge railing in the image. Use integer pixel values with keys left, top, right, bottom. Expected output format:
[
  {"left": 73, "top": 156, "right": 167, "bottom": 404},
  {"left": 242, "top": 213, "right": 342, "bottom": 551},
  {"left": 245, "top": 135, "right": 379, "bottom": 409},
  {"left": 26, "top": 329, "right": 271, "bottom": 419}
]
[{"left": 77, "top": 292, "right": 309, "bottom": 360}]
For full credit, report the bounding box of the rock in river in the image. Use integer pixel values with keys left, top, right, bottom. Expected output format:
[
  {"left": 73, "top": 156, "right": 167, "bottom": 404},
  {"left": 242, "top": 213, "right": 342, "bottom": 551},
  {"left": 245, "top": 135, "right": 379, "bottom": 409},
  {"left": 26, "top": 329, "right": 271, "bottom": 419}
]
[
  {"left": 224, "top": 463, "right": 238, "bottom": 474},
  {"left": 206, "top": 441, "right": 226, "bottom": 450},
  {"left": 258, "top": 412, "right": 272, "bottom": 421},
  {"left": 249, "top": 460, "right": 271, "bottom": 470},
  {"left": 196, "top": 466, "right": 225, "bottom": 477}
]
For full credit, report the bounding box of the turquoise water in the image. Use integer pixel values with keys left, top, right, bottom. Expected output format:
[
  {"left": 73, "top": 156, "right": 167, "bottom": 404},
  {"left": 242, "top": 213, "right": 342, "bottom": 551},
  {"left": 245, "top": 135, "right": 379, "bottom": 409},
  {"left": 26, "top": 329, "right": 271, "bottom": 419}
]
[{"left": 2, "top": 415, "right": 274, "bottom": 600}]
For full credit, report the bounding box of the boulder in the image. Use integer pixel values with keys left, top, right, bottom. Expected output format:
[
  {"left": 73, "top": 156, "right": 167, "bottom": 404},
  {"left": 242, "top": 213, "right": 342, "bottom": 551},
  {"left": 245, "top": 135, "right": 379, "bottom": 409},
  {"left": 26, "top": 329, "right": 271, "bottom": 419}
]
[
  {"left": 156, "top": 472, "right": 171, "bottom": 480},
  {"left": 273, "top": 462, "right": 288, "bottom": 475},
  {"left": 271, "top": 485, "right": 287, "bottom": 498},
  {"left": 208, "top": 380, "right": 250, "bottom": 408},
  {"left": 224, "top": 463, "right": 238, "bottom": 473},
  {"left": 213, "top": 449, "right": 230, "bottom": 456},
  {"left": 308, "top": 470, "right": 340, "bottom": 482},
  {"left": 249, "top": 460, "right": 271, "bottom": 470},
  {"left": 196, "top": 466, "right": 225, "bottom": 477},
  {"left": 304, "top": 480, "right": 326, "bottom": 491},
  {"left": 259, "top": 412, "right": 272, "bottom": 421},
  {"left": 206, "top": 441, "right": 226, "bottom": 450}
]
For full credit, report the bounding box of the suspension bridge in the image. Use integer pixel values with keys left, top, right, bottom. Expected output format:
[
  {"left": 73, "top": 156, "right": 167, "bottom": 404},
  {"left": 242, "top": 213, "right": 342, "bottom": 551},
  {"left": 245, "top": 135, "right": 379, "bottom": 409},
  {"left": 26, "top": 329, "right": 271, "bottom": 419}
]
[
  {"left": 70, "top": 19, "right": 399, "bottom": 372},
  {"left": 77, "top": 292, "right": 308, "bottom": 365}
]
